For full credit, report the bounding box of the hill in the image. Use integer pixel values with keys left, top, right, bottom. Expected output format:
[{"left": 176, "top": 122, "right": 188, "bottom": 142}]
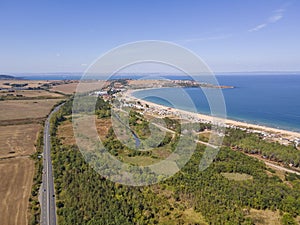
[{"left": 0, "top": 74, "right": 21, "bottom": 80}]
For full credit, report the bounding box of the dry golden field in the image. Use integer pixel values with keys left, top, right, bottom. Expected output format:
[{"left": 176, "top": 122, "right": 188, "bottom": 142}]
[
  {"left": 51, "top": 80, "right": 108, "bottom": 94},
  {"left": 58, "top": 117, "right": 112, "bottom": 146},
  {"left": 50, "top": 82, "right": 79, "bottom": 94},
  {"left": 0, "top": 86, "right": 66, "bottom": 225},
  {"left": 0, "top": 79, "right": 111, "bottom": 224},
  {"left": 0, "top": 99, "right": 61, "bottom": 121},
  {"left": 0, "top": 90, "right": 65, "bottom": 98},
  {"left": 0, "top": 157, "right": 34, "bottom": 225},
  {"left": 0, "top": 124, "right": 41, "bottom": 159},
  {"left": 58, "top": 119, "right": 76, "bottom": 146}
]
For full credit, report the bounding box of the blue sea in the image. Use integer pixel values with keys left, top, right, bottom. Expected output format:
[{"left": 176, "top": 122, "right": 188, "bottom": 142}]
[
  {"left": 132, "top": 74, "right": 300, "bottom": 132},
  {"left": 22, "top": 73, "right": 300, "bottom": 132}
]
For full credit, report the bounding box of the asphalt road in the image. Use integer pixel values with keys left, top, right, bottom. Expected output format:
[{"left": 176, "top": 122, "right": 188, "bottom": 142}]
[{"left": 40, "top": 104, "right": 63, "bottom": 225}]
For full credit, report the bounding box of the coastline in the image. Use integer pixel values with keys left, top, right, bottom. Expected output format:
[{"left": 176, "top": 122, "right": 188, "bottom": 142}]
[{"left": 123, "top": 89, "right": 300, "bottom": 141}]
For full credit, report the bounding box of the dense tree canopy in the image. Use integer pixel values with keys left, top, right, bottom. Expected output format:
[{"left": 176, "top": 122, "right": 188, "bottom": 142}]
[{"left": 47, "top": 98, "right": 300, "bottom": 224}]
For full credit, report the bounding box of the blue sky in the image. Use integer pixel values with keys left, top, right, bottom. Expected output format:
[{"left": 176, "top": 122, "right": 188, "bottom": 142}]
[{"left": 1, "top": 0, "right": 299, "bottom": 73}]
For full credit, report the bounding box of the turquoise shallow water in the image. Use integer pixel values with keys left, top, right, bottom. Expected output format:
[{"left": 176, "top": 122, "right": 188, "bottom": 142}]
[{"left": 133, "top": 75, "right": 300, "bottom": 132}]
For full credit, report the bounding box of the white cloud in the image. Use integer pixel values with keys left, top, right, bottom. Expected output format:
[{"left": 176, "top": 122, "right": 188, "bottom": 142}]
[
  {"left": 248, "top": 7, "right": 286, "bottom": 32},
  {"left": 268, "top": 14, "right": 283, "bottom": 23},
  {"left": 274, "top": 8, "right": 285, "bottom": 13},
  {"left": 248, "top": 23, "right": 267, "bottom": 32}
]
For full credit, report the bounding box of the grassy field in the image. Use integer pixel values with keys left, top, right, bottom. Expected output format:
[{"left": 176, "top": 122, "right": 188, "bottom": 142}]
[
  {"left": 221, "top": 172, "right": 253, "bottom": 181},
  {"left": 122, "top": 155, "right": 160, "bottom": 166},
  {"left": 198, "top": 131, "right": 211, "bottom": 142},
  {"left": 152, "top": 185, "right": 208, "bottom": 225},
  {"left": 158, "top": 207, "right": 208, "bottom": 225},
  {"left": 246, "top": 209, "right": 282, "bottom": 225},
  {"left": 0, "top": 124, "right": 41, "bottom": 159},
  {"left": 0, "top": 158, "right": 34, "bottom": 225}
]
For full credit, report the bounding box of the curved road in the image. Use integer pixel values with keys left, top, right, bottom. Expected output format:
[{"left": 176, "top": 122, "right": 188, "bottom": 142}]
[{"left": 40, "top": 104, "right": 63, "bottom": 225}]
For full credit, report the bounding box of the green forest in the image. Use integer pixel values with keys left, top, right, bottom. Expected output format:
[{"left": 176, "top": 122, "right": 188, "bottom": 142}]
[
  {"left": 224, "top": 128, "right": 300, "bottom": 167},
  {"left": 48, "top": 97, "right": 300, "bottom": 224}
]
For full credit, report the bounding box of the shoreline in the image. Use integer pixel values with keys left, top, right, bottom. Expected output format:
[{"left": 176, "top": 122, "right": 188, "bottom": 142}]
[{"left": 123, "top": 89, "right": 300, "bottom": 141}]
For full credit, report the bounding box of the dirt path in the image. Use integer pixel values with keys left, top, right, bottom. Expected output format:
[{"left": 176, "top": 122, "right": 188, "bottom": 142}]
[
  {"left": 151, "top": 119, "right": 300, "bottom": 175},
  {"left": 264, "top": 161, "right": 300, "bottom": 175}
]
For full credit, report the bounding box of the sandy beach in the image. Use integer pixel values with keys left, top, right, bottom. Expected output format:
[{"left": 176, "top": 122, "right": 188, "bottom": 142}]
[{"left": 122, "top": 89, "right": 300, "bottom": 142}]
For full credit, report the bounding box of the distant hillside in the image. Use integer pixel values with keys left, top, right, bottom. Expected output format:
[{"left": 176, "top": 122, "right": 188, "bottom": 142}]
[{"left": 0, "top": 74, "right": 22, "bottom": 80}]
